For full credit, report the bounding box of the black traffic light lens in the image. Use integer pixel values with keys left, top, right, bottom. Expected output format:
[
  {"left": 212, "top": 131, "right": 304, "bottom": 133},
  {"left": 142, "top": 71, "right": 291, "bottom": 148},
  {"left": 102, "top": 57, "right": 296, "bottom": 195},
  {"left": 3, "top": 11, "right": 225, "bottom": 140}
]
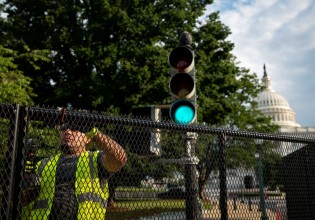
[
  {"left": 170, "top": 73, "right": 195, "bottom": 99},
  {"left": 169, "top": 46, "right": 194, "bottom": 73}
]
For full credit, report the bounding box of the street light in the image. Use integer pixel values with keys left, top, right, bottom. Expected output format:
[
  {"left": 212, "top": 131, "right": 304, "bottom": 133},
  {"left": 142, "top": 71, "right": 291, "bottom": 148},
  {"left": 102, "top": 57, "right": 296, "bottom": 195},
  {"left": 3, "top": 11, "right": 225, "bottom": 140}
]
[{"left": 255, "top": 139, "right": 269, "bottom": 220}]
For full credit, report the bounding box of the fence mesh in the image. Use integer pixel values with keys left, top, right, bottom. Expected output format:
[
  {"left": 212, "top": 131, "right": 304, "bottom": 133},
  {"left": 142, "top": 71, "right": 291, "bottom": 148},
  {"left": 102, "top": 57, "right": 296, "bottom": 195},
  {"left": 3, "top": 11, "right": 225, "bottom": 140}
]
[{"left": 0, "top": 104, "right": 314, "bottom": 220}]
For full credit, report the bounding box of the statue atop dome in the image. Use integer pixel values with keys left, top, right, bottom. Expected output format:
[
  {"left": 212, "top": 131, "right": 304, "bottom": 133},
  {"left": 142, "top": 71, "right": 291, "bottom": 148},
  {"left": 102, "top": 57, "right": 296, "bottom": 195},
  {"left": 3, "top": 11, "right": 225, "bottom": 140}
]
[{"left": 261, "top": 64, "right": 273, "bottom": 91}]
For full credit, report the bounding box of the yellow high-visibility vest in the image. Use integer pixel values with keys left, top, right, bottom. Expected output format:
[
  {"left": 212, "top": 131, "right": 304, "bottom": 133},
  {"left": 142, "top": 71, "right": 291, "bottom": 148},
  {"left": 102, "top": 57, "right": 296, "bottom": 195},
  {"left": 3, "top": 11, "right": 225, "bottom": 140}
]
[{"left": 22, "top": 151, "right": 109, "bottom": 220}]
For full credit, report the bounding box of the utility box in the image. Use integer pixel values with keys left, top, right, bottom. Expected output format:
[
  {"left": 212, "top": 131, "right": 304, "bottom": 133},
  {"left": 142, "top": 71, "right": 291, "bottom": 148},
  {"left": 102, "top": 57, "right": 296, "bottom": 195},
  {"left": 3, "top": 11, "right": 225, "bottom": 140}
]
[{"left": 283, "top": 144, "right": 315, "bottom": 220}]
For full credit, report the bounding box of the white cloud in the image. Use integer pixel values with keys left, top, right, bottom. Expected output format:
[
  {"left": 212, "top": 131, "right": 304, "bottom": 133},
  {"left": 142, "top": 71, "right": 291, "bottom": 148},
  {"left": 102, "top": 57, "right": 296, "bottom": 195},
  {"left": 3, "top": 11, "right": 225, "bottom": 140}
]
[{"left": 207, "top": 0, "right": 315, "bottom": 127}]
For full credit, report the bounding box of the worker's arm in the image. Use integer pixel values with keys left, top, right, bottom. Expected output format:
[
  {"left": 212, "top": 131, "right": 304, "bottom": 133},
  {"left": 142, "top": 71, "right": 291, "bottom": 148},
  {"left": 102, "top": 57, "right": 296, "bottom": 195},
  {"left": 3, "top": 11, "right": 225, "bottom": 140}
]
[{"left": 87, "top": 129, "right": 127, "bottom": 173}]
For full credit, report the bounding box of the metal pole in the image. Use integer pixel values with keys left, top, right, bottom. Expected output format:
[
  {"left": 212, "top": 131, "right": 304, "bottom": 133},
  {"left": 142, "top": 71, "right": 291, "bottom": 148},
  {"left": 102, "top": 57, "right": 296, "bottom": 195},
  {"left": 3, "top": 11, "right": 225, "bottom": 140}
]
[
  {"left": 12, "top": 106, "right": 28, "bottom": 220},
  {"left": 1, "top": 106, "right": 18, "bottom": 220},
  {"left": 257, "top": 144, "right": 268, "bottom": 220},
  {"left": 218, "top": 132, "right": 228, "bottom": 220},
  {"left": 5, "top": 105, "right": 21, "bottom": 220},
  {"left": 185, "top": 132, "right": 203, "bottom": 220}
]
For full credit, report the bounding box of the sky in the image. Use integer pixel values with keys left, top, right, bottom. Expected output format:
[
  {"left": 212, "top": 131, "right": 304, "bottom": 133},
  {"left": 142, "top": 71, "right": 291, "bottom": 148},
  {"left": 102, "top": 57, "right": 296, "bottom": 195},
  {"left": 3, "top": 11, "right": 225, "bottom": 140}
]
[{"left": 205, "top": 0, "right": 315, "bottom": 127}]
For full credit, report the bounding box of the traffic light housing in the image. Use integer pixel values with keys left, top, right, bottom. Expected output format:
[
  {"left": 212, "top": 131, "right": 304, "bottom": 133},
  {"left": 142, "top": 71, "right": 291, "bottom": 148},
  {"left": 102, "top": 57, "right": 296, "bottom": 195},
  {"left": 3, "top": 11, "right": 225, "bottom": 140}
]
[
  {"left": 130, "top": 106, "right": 161, "bottom": 156},
  {"left": 169, "top": 44, "right": 197, "bottom": 125}
]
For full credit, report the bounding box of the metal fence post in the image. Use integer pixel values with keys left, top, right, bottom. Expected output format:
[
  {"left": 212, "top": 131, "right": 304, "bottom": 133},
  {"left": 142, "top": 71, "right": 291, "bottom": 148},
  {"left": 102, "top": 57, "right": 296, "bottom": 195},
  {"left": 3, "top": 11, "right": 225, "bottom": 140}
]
[
  {"left": 1, "top": 106, "right": 17, "bottom": 220},
  {"left": 12, "top": 106, "right": 28, "bottom": 219},
  {"left": 185, "top": 132, "right": 203, "bottom": 220},
  {"left": 256, "top": 143, "right": 268, "bottom": 220},
  {"left": 218, "top": 131, "right": 228, "bottom": 220},
  {"left": 1, "top": 105, "right": 21, "bottom": 220}
]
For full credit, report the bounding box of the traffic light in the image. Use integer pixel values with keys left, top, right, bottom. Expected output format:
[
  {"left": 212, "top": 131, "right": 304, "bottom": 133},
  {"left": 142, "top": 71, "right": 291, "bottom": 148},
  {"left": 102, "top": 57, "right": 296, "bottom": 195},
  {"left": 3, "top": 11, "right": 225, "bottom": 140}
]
[
  {"left": 169, "top": 32, "right": 197, "bottom": 125},
  {"left": 130, "top": 106, "right": 161, "bottom": 156}
]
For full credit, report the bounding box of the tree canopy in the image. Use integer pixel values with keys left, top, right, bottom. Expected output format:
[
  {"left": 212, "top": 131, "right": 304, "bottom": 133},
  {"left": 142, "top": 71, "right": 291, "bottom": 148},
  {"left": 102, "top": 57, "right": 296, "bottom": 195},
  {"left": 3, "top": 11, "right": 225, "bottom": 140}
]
[
  {"left": 0, "top": 45, "right": 49, "bottom": 105},
  {"left": 0, "top": 0, "right": 274, "bottom": 130}
]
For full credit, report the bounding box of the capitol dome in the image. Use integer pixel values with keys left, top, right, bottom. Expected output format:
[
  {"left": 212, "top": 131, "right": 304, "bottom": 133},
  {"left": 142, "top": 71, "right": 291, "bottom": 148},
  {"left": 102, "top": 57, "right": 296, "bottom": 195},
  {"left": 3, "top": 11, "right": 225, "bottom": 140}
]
[{"left": 257, "top": 65, "right": 301, "bottom": 129}]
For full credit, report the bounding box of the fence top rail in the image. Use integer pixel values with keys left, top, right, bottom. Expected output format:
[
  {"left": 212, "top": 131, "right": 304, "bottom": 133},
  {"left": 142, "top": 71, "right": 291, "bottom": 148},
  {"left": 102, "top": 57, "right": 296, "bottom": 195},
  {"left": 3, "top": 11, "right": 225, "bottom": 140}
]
[{"left": 1, "top": 104, "right": 314, "bottom": 144}]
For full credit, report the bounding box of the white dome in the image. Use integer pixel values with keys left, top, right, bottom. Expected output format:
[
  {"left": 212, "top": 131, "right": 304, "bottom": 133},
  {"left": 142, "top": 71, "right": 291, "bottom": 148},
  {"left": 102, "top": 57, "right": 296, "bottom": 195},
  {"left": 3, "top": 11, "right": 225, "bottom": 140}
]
[
  {"left": 256, "top": 65, "right": 300, "bottom": 129},
  {"left": 258, "top": 91, "right": 290, "bottom": 108}
]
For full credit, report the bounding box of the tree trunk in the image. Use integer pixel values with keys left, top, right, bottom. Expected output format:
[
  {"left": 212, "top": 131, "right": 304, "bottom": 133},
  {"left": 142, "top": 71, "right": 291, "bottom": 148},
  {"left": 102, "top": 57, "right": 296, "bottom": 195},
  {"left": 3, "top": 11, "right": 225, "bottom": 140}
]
[
  {"left": 198, "top": 163, "right": 206, "bottom": 200},
  {"left": 198, "top": 143, "right": 216, "bottom": 201},
  {"left": 198, "top": 162, "right": 212, "bottom": 201}
]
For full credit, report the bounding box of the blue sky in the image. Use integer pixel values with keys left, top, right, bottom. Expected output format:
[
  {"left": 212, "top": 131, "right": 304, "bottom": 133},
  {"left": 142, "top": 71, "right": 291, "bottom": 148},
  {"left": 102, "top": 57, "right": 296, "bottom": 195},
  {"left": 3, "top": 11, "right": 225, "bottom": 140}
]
[{"left": 205, "top": 0, "right": 315, "bottom": 127}]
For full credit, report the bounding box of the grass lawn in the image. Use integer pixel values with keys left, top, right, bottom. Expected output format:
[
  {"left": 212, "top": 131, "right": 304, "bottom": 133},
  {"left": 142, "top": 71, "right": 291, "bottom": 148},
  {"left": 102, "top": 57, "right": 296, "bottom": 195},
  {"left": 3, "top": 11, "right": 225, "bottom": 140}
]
[{"left": 105, "top": 199, "right": 213, "bottom": 220}]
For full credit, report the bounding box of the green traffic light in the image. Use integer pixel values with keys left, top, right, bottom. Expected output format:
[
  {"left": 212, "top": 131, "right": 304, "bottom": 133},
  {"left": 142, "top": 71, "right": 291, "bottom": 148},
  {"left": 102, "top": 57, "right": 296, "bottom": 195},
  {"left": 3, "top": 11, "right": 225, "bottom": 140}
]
[
  {"left": 174, "top": 106, "right": 194, "bottom": 125},
  {"left": 170, "top": 100, "right": 196, "bottom": 125}
]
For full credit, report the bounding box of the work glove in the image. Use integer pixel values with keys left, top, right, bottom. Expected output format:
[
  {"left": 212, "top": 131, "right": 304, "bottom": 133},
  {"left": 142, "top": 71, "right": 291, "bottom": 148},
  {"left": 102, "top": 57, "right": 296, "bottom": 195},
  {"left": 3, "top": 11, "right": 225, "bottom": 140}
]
[{"left": 85, "top": 127, "right": 99, "bottom": 139}]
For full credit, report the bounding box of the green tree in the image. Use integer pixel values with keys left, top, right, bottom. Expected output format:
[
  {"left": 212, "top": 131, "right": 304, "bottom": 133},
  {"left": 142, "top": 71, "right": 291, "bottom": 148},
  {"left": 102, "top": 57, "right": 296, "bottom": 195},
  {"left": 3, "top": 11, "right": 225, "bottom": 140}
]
[
  {"left": 0, "top": 45, "right": 35, "bottom": 105},
  {"left": 262, "top": 148, "right": 283, "bottom": 189},
  {"left": 0, "top": 0, "right": 211, "bottom": 113},
  {"left": 0, "top": 44, "right": 50, "bottom": 178}
]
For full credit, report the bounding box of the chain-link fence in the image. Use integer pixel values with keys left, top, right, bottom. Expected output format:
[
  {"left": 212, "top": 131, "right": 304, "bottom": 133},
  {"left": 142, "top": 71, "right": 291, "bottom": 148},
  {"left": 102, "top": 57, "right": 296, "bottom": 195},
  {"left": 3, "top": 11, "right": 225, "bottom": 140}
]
[{"left": 0, "top": 104, "right": 314, "bottom": 220}]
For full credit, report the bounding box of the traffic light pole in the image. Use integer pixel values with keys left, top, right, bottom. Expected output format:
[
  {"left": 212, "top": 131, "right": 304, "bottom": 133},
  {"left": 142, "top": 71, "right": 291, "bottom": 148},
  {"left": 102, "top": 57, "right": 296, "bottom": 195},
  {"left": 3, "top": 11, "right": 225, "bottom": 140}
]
[
  {"left": 168, "top": 32, "right": 202, "bottom": 219},
  {"left": 185, "top": 132, "right": 203, "bottom": 220}
]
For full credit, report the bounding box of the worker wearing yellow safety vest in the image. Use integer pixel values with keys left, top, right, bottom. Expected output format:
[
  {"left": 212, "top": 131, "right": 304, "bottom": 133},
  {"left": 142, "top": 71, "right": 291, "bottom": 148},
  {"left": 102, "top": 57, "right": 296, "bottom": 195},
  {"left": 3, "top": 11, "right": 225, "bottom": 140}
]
[{"left": 22, "top": 124, "right": 127, "bottom": 219}]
